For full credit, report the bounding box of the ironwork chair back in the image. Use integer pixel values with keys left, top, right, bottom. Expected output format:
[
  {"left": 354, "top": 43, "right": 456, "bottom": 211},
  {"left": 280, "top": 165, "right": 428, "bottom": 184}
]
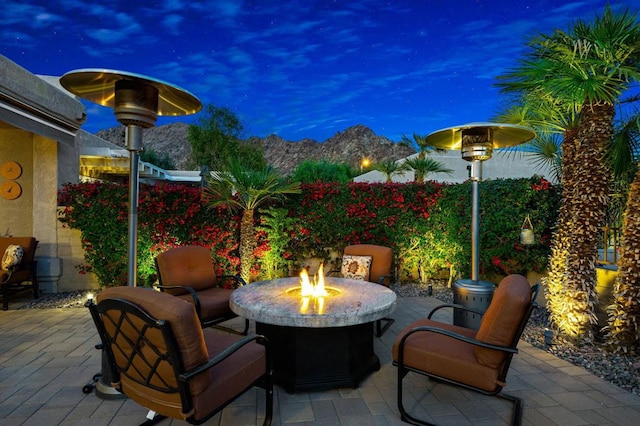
[{"left": 88, "top": 287, "right": 273, "bottom": 425}]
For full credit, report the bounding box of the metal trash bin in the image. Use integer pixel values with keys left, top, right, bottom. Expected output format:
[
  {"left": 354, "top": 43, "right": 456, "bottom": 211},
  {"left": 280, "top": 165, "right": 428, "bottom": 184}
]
[{"left": 453, "top": 279, "right": 495, "bottom": 330}]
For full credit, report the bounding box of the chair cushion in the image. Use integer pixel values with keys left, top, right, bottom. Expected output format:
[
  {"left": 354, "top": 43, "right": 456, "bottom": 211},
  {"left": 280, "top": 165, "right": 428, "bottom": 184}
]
[
  {"left": 474, "top": 274, "right": 532, "bottom": 368},
  {"left": 341, "top": 255, "right": 372, "bottom": 281},
  {"left": 343, "top": 244, "right": 392, "bottom": 285},
  {"left": 2, "top": 244, "right": 23, "bottom": 271},
  {"left": 175, "top": 287, "right": 234, "bottom": 319},
  {"left": 156, "top": 246, "right": 218, "bottom": 294},
  {"left": 191, "top": 329, "right": 267, "bottom": 421},
  {"left": 393, "top": 318, "right": 502, "bottom": 392}
]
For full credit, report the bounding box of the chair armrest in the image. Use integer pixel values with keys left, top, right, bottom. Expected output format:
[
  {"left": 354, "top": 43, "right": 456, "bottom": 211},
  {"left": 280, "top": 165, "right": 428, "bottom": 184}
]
[
  {"left": 427, "top": 303, "right": 485, "bottom": 319},
  {"left": 178, "top": 334, "right": 269, "bottom": 381},
  {"left": 219, "top": 274, "right": 246, "bottom": 287},
  {"left": 397, "top": 325, "right": 518, "bottom": 357},
  {"left": 154, "top": 284, "right": 202, "bottom": 319}
]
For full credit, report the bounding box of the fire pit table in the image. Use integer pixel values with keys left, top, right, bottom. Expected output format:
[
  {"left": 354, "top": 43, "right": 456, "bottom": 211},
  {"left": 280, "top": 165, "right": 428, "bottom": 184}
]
[{"left": 230, "top": 277, "right": 396, "bottom": 393}]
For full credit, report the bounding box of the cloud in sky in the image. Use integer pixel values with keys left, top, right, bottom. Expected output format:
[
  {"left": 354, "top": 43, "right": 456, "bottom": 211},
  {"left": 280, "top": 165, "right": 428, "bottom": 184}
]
[{"left": 1, "top": 0, "right": 632, "bottom": 142}]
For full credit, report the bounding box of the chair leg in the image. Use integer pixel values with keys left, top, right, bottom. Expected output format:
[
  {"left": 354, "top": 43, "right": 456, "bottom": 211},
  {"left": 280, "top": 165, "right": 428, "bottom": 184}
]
[
  {"left": 397, "top": 365, "right": 435, "bottom": 426},
  {"left": 32, "top": 274, "right": 39, "bottom": 299},
  {"left": 2, "top": 284, "right": 8, "bottom": 310},
  {"left": 263, "top": 376, "right": 273, "bottom": 426},
  {"left": 139, "top": 412, "right": 167, "bottom": 425},
  {"left": 376, "top": 317, "right": 394, "bottom": 337},
  {"left": 497, "top": 392, "right": 523, "bottom": 426},
  {"left": 397, "top": 366, "right": 523, "bottom": 425}
]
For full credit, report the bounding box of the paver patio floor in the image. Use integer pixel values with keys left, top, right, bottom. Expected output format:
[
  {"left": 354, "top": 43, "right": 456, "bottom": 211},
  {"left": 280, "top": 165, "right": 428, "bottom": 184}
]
[{"left": 1, "top": 294, "right": 639, "bottom": 425}]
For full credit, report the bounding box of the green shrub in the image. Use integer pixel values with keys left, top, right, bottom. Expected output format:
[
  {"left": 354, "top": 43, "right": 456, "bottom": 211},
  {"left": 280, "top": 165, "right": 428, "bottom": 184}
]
[
  {"left": 58, "top": 177, "right": 559, "bottom": 287},
  {"left": 58, "top": 181, "right": 239, "bottom": 287},
  {"left": 290, "top": 160, "right": 357, "bottom": 184}
]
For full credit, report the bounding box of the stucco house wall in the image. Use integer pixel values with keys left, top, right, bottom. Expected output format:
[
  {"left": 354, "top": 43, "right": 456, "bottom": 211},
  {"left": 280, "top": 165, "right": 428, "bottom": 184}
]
[{"left": 0, "top": 55, "right": 104, "bottom": 293}]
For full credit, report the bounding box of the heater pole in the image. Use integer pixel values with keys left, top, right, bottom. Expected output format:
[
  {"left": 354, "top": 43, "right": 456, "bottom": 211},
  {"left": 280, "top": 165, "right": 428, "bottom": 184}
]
[
  {"left": 470, "top": 159, "right": 482, "bottom": 282},
  {"left": 126, "top": 125, "right": 143, "bottom": 287},
  {"left": 60, "top": 68, "right": 202, "bottom": 401}
]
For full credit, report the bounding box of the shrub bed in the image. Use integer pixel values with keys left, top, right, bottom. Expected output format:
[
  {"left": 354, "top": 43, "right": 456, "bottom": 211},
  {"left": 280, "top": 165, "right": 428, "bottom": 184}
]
[{"left": 58, "top": 176, "right": 559, "bottom": 287}]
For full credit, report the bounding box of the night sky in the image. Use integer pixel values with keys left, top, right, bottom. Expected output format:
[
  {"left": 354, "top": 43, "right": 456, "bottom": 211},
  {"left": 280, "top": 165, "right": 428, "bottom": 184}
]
[{"left": 1, "top": 0, "right": 631, "bottom": 142}]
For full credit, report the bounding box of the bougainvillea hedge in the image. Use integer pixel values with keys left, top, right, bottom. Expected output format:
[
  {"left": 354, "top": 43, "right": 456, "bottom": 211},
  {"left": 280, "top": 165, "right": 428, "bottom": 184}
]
[{"left": 57, "top": 176, "right": 559, "bottom": 287}]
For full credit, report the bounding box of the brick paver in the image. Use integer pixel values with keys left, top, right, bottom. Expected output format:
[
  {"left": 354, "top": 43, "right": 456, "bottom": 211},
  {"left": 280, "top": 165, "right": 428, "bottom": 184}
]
[{"left": 1, "top": 295, "right": 639, "bottom": 425}]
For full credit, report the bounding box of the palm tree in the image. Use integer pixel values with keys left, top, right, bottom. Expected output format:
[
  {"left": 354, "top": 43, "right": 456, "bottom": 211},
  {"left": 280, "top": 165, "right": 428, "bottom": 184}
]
[
  {"left": 202, "top": 158, "right": 301, "bottom": 283},
  {"left": 496, "top": 5, "right": 640, "bottom": 339},
  {"left": 402, "top": 157, "right": 452, "bottom": 183},
  {"left": 400, "top": 133, "right": 446, "bottom": 183},
  {"left": 495, "top": 100, "right": 582, "bottom": 336},
  {"left": 373, "top": 159, "right": 408, "bottom": 183},
  {"left": 604, "top": 113, "right": 640, "bottom": 352}
]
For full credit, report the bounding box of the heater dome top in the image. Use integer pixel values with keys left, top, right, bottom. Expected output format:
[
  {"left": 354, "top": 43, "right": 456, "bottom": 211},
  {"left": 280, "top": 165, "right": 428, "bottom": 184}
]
[
  {"left": 425, "top": 122, "right": 536, "bottom": 151},
  {"left": 60, "top": 68, "right": 201, "bottom": 117}
]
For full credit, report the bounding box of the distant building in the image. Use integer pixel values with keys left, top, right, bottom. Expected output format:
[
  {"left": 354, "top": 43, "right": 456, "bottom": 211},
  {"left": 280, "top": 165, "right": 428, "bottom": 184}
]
[{"left": 354, "top": 150, "right": 556, "bottom": 184}]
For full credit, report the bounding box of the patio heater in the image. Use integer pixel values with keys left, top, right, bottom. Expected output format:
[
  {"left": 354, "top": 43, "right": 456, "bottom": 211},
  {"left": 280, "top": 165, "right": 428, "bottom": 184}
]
[
  {"left": 425, "top": 123, "right": 535, "bottom": 328},
  {"left": 60, "top": 70, "right": 201, "bottom": 400},
  {"left": 60, "top": 69, "right": 201, "bottom": 287}
]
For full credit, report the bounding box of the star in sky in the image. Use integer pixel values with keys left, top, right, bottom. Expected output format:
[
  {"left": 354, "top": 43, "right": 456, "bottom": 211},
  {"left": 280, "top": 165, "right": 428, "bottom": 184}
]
[{"left": 1, "top": 0, "right": 630, "bottom": 142}]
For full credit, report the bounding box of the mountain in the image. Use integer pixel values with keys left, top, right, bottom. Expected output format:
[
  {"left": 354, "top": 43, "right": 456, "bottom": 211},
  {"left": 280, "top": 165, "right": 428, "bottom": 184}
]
[{"left": 95, "top": 123, "right": 415, "bottom": 175}]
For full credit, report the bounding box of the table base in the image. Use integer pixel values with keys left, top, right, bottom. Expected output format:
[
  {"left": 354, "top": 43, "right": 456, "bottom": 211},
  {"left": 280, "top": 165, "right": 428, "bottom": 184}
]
[{"left": 256, "top": 322, "right": 380, "bottom": 393}]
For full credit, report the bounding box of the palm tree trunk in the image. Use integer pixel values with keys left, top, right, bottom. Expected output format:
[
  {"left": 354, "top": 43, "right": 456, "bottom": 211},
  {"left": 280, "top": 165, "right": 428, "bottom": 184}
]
[
  {"left": 239, "top": 209, "right": 255, "bottom": 283},
  {"left": 606, "top": 165, "right": 640, "bottom": 352},
  {"left": 416, "top": 151, "right": 425, "bottom": 183},
  {"left": 563, "top": 102, "right": 614, "bottom": 339},
  {"left": 545, "top": 128, "right": 578, "bottom": 332}
]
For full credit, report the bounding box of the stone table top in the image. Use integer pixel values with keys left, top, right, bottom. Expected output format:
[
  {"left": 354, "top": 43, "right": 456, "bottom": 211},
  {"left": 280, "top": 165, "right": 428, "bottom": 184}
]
[{"left": 230, "top": 277, "right": 396, "bottom": 328}]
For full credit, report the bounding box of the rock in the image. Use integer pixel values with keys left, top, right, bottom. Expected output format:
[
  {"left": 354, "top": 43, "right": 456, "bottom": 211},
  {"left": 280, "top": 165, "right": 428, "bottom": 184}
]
[{"left": 96, "top": 123, "right": 415, "bottom": 175}]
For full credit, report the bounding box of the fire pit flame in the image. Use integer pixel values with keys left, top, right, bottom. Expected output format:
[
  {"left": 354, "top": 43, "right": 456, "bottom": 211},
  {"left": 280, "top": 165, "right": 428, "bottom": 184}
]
[{"left": 299, "top": 263, "right": 328, "bottom": 297}]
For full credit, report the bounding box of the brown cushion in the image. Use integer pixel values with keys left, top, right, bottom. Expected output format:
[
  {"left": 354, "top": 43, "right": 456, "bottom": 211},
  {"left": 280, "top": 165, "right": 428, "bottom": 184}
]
[
  {"left": 97, "top": 286, "right": 210, "bottom": 419},
  {"left": 343, "top": 244, "right": 392, "bottom": 286},
  {"left": 474, "top": 274, "right": 532, "bottom": 368},
  {"left": 156, "top": 246, "right": 218, "bottom": 294},
  {"left": 191, "top": 329, "right": 267, "bottom": 421},
  {"left": 1, "top": 268, "right": 33, "bottom": 283},
  {"left": 175, "top": 287, "right": 234, "bottom": 319},
  {"left": 393, "top": 318, "right": 502, "bottom": 392}
]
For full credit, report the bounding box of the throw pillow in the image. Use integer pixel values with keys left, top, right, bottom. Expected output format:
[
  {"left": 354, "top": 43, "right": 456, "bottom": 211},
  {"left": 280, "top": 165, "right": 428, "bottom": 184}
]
[
  {"left": 341, "top": 255, "right": 372, "bottom": 281},
  {"left": 2, "top": 244, "right": 24, "bottom": 271}
]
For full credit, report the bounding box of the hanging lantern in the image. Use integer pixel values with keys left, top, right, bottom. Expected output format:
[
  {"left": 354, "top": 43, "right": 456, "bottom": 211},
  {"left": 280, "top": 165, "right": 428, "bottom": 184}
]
[{"left": 520, "top": 215, "right": 535, "bottom": 245}]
